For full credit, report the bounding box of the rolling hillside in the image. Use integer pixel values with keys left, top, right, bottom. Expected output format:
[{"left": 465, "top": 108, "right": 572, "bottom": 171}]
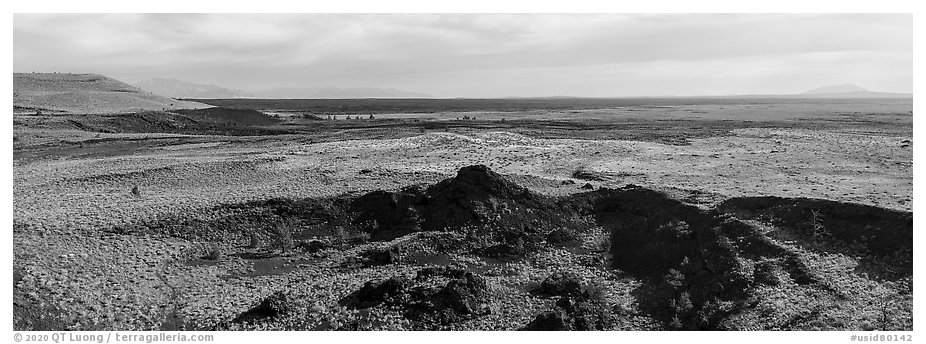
[{"left": 13, "top": 73, "right": 211, "bottom": 114}]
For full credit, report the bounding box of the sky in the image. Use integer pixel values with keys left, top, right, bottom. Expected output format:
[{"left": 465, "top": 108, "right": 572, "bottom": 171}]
[{"left": 13, "top": 13, "right": 913, "bottom": 97}]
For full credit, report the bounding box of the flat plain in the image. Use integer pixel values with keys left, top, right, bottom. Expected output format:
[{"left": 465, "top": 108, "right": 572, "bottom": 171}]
[{"left": 13, "top": 94, "right": 913, "bottom": 330}]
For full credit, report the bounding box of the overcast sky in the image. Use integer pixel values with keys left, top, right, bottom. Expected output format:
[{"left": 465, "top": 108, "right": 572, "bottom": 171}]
[{"left": 13, "top": 13, "right": 912, "bottom": 97}]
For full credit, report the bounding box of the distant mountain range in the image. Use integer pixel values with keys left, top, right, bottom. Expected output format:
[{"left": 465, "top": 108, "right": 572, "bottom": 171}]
[
  {"left": 135, "top": 78, "right": 908, "bottom": 100},
  {"left": 134, "top": 78, "right": 430, "bottom": 99},
  {"left": 252, "top": 87, "right": 430, "bottom": 99},
  {"left": 672, "top": 84, "right": 911, "bottom": 99},
  {"left": 134, "top": 78, "right": 252, "bottom": 99}
]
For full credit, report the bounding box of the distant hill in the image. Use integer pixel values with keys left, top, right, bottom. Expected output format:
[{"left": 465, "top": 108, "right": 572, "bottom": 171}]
[
  {"left": 803, "top": 84, "right": 870, "bottom": 94},
  {"left": 135, "top": 78, "right": 253, "bottom": 99},
  {"left": 684, "top": 84, "right": 911, "bottom": 99},
  {"left": 252, "top": 87, "right": 430, "bottom": 99},
  {"left": 13, "top": 73, "right": 210, "bottom": 114},
  {"left": 797, "top": 91, "right": 912, "bottom": 99},
  {"left": 798, "top": 84, "right": 911, "bottom": 99}
]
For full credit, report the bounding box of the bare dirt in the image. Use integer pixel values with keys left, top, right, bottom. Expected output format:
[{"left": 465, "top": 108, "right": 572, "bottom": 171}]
[{"left": 12, "top": 98, "right": 913, "bottom": 331}]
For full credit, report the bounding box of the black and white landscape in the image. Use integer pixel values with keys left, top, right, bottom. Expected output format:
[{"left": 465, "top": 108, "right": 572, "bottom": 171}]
[{"left": 12, "top": 13, "right": 912, "bottom": 331}]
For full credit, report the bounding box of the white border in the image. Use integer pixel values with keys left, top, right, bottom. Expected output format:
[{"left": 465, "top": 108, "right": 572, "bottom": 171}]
[{"left": 4, "top": 3, "right": 920, "bottom": 343}]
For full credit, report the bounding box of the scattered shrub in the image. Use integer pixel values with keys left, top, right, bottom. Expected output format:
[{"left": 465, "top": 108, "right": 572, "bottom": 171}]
[
  {"left": 545, "top": 227, "right": 579, "bottom": 245},
  {"left": 523, "top": 282, "right": 614, "bottom": 330},
  {"left": 362, "top": 246, "right": 402, "bottom": 266},
  {"left": 809, "top": 209, "right": 828, "bottom": 241},
  {"left": 204, "top": 245, "right": 223, "bottom": 261},
  {"left": 538, "top": 271, "right": 583, "bottom": 297},
  {"left": 247, "top": 232, "right": 261, "bottom": 249},
  {"left": 272, "top": 220, "right": 295, "bottom": 254},
  {"left": 753, "top": 260, "right": 782, "bottom": 286},
  {"left": 333, "top": 226, "right": 349, "bottom": 246}
]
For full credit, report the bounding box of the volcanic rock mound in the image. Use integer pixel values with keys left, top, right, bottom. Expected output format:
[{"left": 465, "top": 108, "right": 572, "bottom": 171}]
[
  {"left": 350, "top": 165, "right": 587, "bottom": 252},
  {"left": 137, "top": 165, "right": 912, "bottom": 330}
]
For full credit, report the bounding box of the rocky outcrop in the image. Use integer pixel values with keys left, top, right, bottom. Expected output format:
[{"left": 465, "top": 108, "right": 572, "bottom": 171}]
[
  {"left": 339, "top": 267, "right": 490, "bottom": 328},
  {"left": 231, "top": 291, "right": 293, "bottom": 324}
]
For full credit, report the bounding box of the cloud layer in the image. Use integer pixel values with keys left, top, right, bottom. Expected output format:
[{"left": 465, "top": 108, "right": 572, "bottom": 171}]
[{"left": 13, "top": 13, "right": 912, "bottom": 97}]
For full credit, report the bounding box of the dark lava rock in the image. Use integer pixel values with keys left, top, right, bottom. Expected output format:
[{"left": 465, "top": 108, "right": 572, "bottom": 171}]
[
  {"left": 716, "top": 196, "right": 913, "bottom": 276},
  {"left": 524, "top": 310, "right": 569, "bottom": 330},
  {"left": 153, "top": 162, "right": 912, "bottom": 331},
  {"left": 142, "top": 162, "right": 913, "bottom": 331},
  {"left": 421, "top": 165, "right": 581, "bottom": 237},
  {"left": 523, "top": 293, "right": 614, "bottom": 331},
  {"left": 175, "top": 107, "right": 280, "bottom": 126},
  {"left": 580, "top": 183, "right": 594, "bottom": 190},
  {"left": 410, "top": 272, "right": 489, "bottom": 319},
  {"left": 525, "top": 274, "right": 614, "bottom": 330},
  {"left": 232, "top": 291, "right": 293, "bottom": 324},
  {"left": 588, "top": 186, "right": 757, "bottom": 329},
  {"left": 440, "top": 273, "right": 488, "bottom": 315},
  {"left": 349, "top": 165, "right": 588, "bottom": 258},
  {"left": 149, "top": 164, "right": 587, "bottom": 259},
  {"left": 340, "top": 267, "right": 490, "bottom": 328},
  {"left": 415, "top": 266, "right": 468, "bottom": 280},
  {"left": 544, "top": 227, "right": 579, "bottom": 245},
  {"left": 580, "top": 186, "right": 866, "bottom": 329},
  {"left": 560, "top": 179, "right": 576, "bottom": 185},
  {"left": 361, "top": 245, "right": 403, "bottom": 266},
  {"left": 594, "top": 187, "right": 713, "bottom": 277},
  {"left": 339, "top": 276, "right": 411, "bottom": 309},
  {"left": 538, "top": 272, "right": 583, "bottom": 297},
  {"left": 419, "top": 165, "right": 540, "bottom": 230},
  {"left": 475, "top": 243, "right": 519, "bottom": 258},
  {"left": 295, "top": 240, "right": 329, "bottom": 253},
  {"left": 359, "top": 169, "right": 373, "bottom": 174},
  {"left": 350, "top": 187, "right": 426, "bottom": 241}
]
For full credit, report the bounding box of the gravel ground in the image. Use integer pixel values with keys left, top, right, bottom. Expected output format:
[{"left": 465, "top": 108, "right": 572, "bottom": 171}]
[{"left": 13, "top": 124, "right": 912, "bottom": 330}]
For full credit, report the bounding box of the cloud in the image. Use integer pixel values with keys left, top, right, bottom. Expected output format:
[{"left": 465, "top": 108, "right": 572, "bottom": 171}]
[{"left": 13, "top": 13, "right": 912, "bottom": 96}]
